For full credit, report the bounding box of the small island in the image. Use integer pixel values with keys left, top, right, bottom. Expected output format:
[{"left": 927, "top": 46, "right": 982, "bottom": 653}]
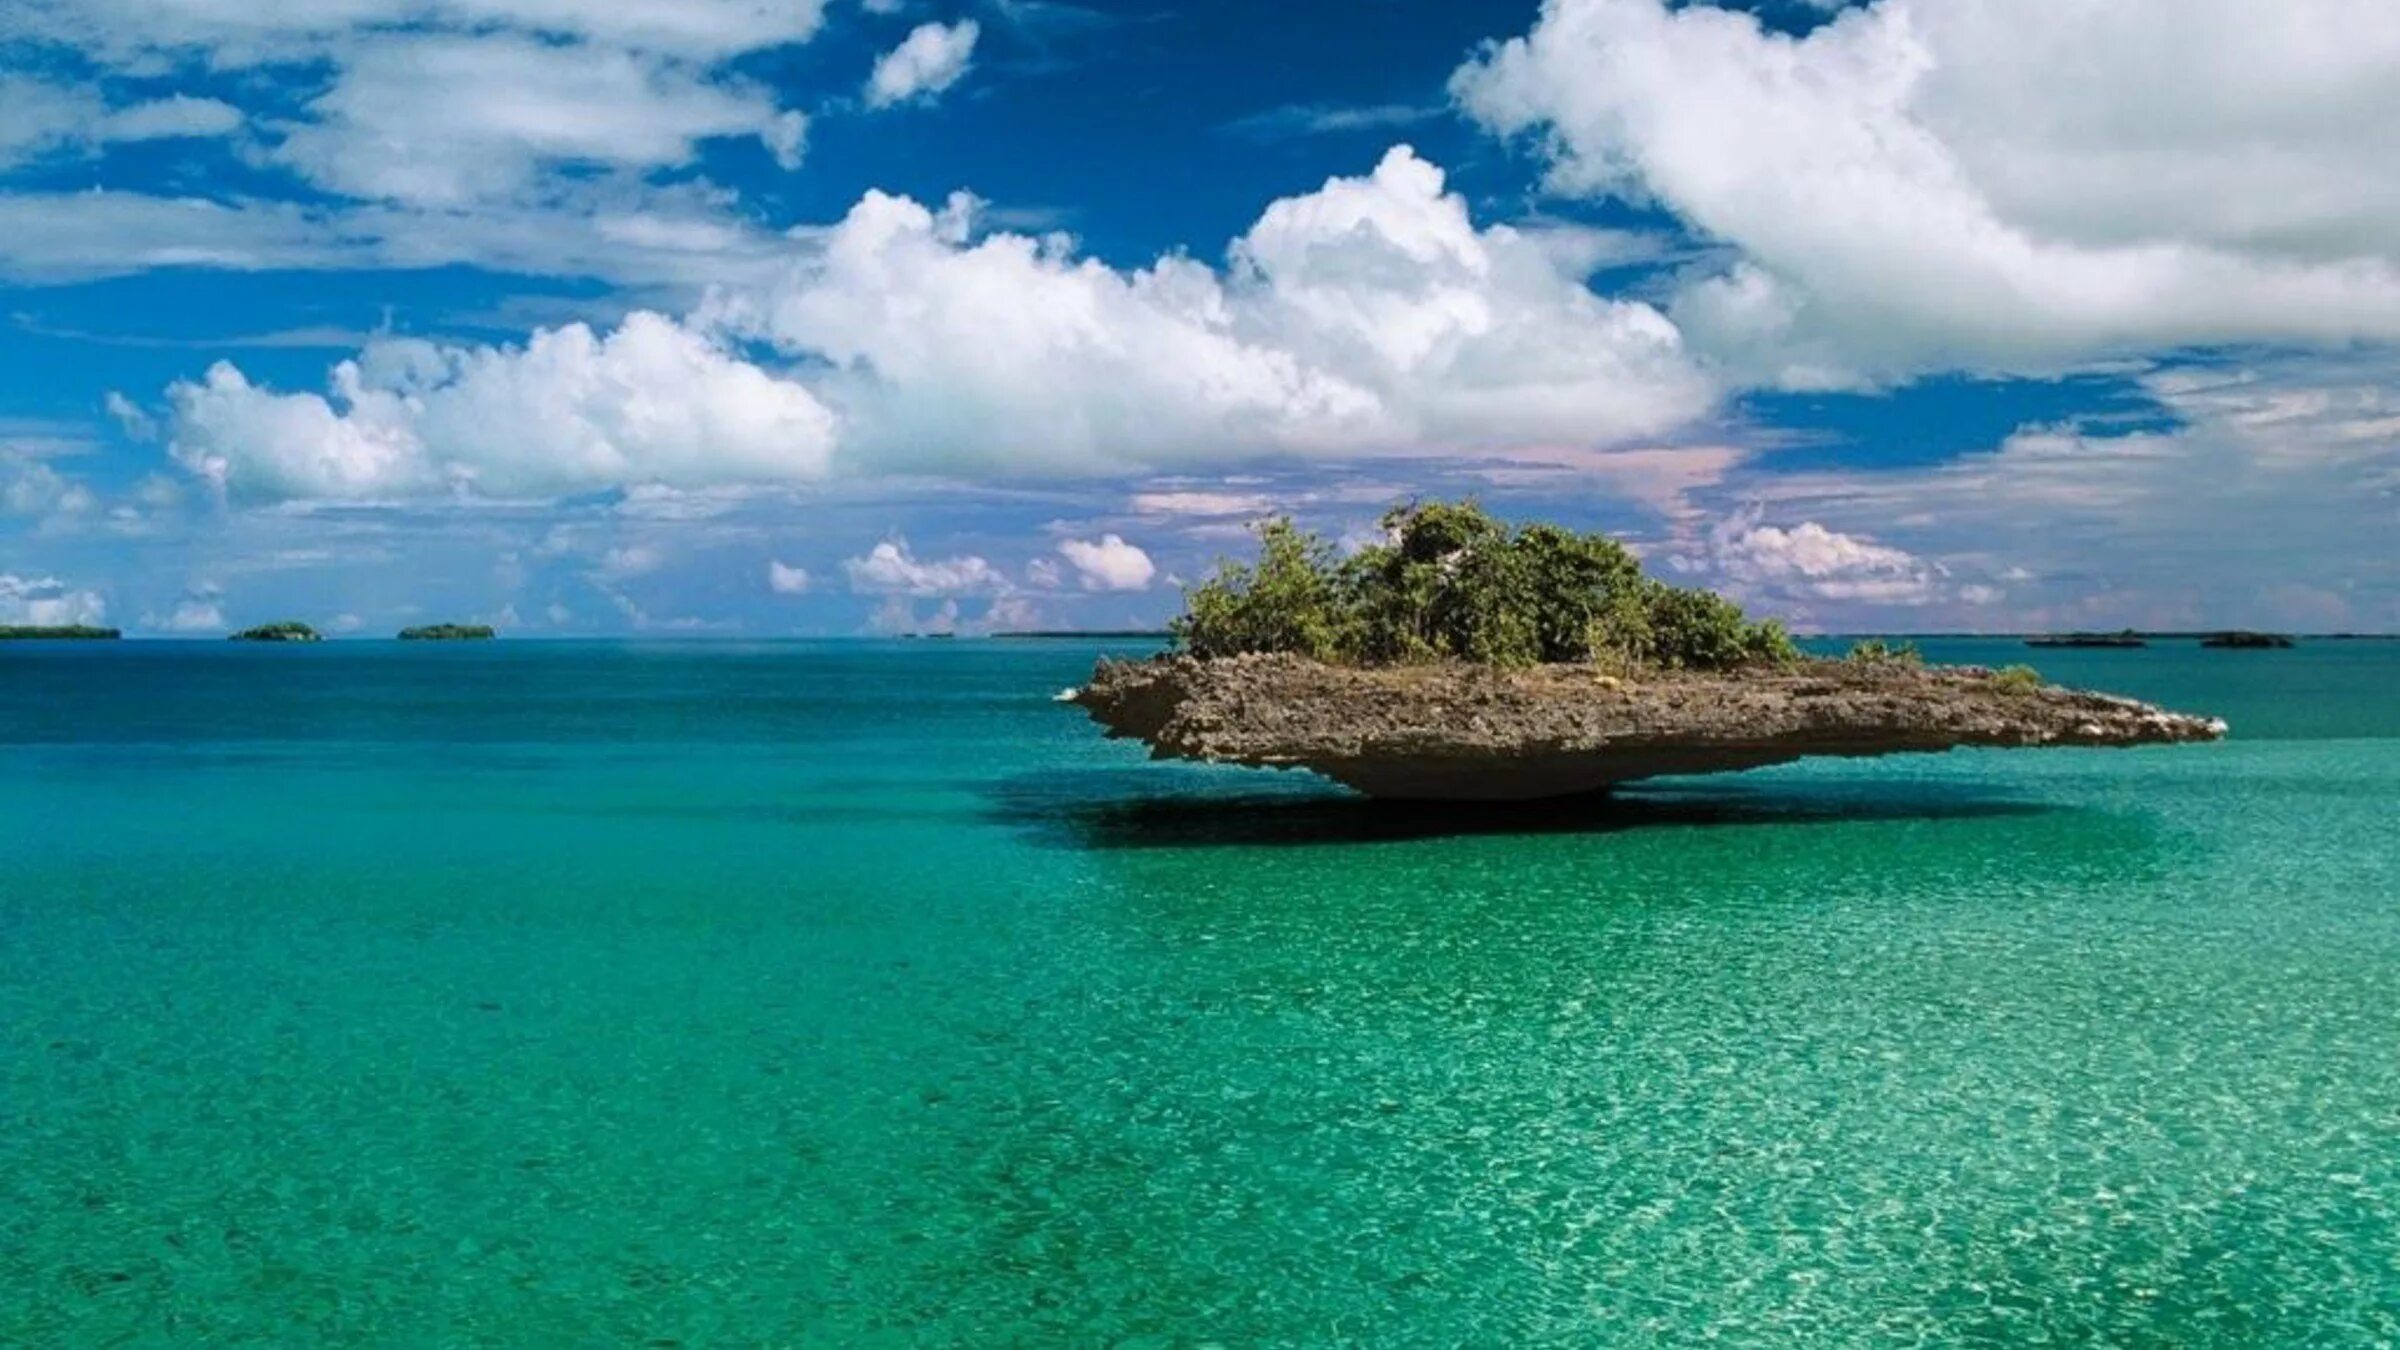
[
  {"left": 0, "top": 625, "right": 120, "bottom": 641},
  {"left": 228, "top": 622, "right": 323, "bottom": 643},
  {"left": 398, "top": 623, "right": 496, "bottom": 641},
  {"left": 2027, "top": 631, "right": 2147, "bottom": 649},
  {"left": 2200, "top": 631, "right": 2295, "bottom": 649},
  {"left": 1070, "top": 502, "right": 2224, "bottom": 800}
]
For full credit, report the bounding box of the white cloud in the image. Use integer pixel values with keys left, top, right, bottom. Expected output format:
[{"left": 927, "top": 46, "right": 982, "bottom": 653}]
[
  {"left": 131, "top": 475, "right": 184, "bottom": 510},
  {"left": 168, "top": 311, "right": 839, "bottom": 500},
  {"left": 1056, "top": 533, "right": 1155, "bottom": 591},
  {"left": 1698, "top": 508, "right": 1944, "bottom": 605},
  {"left": 4, "top": 0, "right": 818, "bottom": 268},
  {"left": 2, "top": 453, "right": 100, "bottom": 519},
  {"left": 276, "top": 36, "right": 803, "bottom": 208},
  {"left": 159, "top": 597, "right": 226, "bottom": 633},
  {"left": 0, "top": 193, "right": 364, "bottom": 285},
  {"left": 96, "top": 95, "right": 242, "bottom": 142},
  {"left": 866, "top": 20, "right": 980, "bottom": 108},
  {"left": 1717, "top": 354, "right": 2400, "bottom": 630},
  {"left": 1225, "top": 102, "right": 1442, "bottom": 140},
  {"left": 721, "top": 146, "right": 1713, "bottom": 474},
  {"left": 1129, "top": 490, "right": 1276, "bottom": 518},
  {"left": 105, "top": 392, "right": 158, "bottom": 442},
  {"left": 0, "top": 0, "right": 830, "bottom": 65},
  {"left": 0, "top": 173, "right": 812, "bottom": 291},
  {"left": 137, "top": 146, "right": 1725, "bottom": 500},
  {"left": 0, "top": 573, "right": 107, "bottom": 628},
  {"left": 767, "top": 559, "right": 812, "bottom": 593},
  {"left": 868, "top": 595, "right": 960, "bottom": 635},
  {"left": 595, "top": 544, "right": 665, "bottom": 579},
  {"left": 136, "top": 581, "right": 227, "bottom": 633},
  {"left": 1453, "top": 0, "right": 2400, "bottom": 384},
  {"left": 842, "top": 539, "right": 1006, "bottom": 596},
  {"left": 0, "top": 76, "right": 240, "bottom": 169}
]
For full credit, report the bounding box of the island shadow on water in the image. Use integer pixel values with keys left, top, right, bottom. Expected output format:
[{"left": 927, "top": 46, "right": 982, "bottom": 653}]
[{"left": 984, "top": 767, "right": 2059, "bottom": 851}]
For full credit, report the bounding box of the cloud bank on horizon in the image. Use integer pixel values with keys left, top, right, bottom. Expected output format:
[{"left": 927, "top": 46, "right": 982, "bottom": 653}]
[{"left": 0, "top": 0, "right": 2393, "bottom": 635}]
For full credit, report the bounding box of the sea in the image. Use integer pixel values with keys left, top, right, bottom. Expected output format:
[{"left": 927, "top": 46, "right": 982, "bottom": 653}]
[{"left": 2, "top": 637, "right": 2394, "bottom": 1344}]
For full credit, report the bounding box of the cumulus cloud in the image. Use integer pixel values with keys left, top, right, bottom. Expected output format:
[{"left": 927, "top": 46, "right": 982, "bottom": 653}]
[
  {"left": 1698, "top": 508, "right": 1944, "bottom": 605},
  {"left": 1056, "top": 533, "right": 1155, "bottom": 591},
  {"left": 156, "top": 594, "right": 226, "bottom": 633},
  {"left": 157, "top": 147, "right": 1721, "bottom": 501},
  {"left": 2, "top": 453, "right": 100, "bottom": 519},
  {"left": 767, "top": 559, "right": 812, "bottom": 593},
  {"left": 722, "top": 145, "right": 1713, "bottom": 474},
  {"left": 0, "top": 573, "right": 107, "bottom": 627},
  {"left": 842, "top": 539, "right": 1007, "bottom": 596},
  {"left": 167, "top": 311, "right": 839, "bottom": 501},
  {"left": 868, "top": 595, "right": 960, "bottom": 634},
  {"left": 866, "top": 20, "right": 980, "bottom": 108},
  {"left": 1453, "top": 0, "right": 2400, "bottom": 384}
]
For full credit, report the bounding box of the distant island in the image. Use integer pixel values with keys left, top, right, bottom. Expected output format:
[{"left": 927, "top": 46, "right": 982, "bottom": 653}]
[
  {"left": 398, "top": 624, "right": 496, "bottom": 641},
  {"left": 1069, "top": 501, "right": 2223, "bottom": 800},
  {"left": 0, "top": 625, "right": 120, "bottom": 641},
  {"left": 2027, "top": 631, "right": 2147, "bottom": 649},
  {"left": 2200, "top": 631, "right": 2295, "bottom": 649},
  {"left": 228, "top": 622, "right": 323, "bottom": 643}
]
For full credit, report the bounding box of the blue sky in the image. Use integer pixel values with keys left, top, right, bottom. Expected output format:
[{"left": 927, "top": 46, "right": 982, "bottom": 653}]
[{"left": 1, "top": 0, "right": 2394, "bottom": 636}]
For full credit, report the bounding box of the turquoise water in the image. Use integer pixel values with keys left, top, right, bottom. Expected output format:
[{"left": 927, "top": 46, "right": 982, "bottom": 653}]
[{"left": 2, "top": 638, "right": 2395, "bottom": 1345}]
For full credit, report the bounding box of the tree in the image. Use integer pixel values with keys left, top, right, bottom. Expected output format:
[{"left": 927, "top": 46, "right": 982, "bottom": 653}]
[{"left": 1171, "top": 500, "right": 1798, "bottom": 672}]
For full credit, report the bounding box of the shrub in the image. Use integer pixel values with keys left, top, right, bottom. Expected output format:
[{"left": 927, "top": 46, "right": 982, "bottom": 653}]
[
  {"left": 1171, "top": 500, "right": 1799, "bottom": 672},
  {"left": 1639, "top": 583, "right": 1795, "bottom": 669},
  {"left": 1989, "top": 664, "right": 2044, "bottom": 696},
  {"left": 1171, "top": 518, "right": 1351, "bottom": 661},
  {"left": 1845, "top": 638, "right": 1923, "bottom": 667}
]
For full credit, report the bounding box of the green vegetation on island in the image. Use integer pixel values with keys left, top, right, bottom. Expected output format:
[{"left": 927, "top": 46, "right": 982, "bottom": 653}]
[
  {"left": 1173, "top": 500, "right": 1798, "bottom": 671},
  {"left": 1843, "top": 639, "right": 1923, "bottom": 667},
  {"left": 398, "top": 624, "right": 497, "bottom": 641},
  {"left": 0, "top": 625, "right": 120, "bottom": 640},
  {"left": 228, "top": 622, "right": 323, "bottom": 643},
  {"left": 1989, "top": 664, "right": 2045, "bottom": 696}
]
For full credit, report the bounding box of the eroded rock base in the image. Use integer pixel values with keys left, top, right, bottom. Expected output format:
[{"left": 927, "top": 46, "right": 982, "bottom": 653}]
[{"left": 1071, "top": 654, "right": 2226, "bottom": 801}]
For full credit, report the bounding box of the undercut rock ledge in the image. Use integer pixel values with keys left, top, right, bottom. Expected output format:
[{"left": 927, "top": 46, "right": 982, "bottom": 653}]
[{"left": 1071, "top": 654, "right": 2227, "bottom": 801}]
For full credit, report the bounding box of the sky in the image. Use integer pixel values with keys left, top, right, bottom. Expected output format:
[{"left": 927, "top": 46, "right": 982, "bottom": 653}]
[{"left": 0, "top": 0, "right": 2394, "bottom": 637}]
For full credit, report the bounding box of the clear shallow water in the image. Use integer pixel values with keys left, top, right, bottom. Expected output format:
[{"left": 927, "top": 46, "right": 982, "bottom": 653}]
[{"left": 2, "top": 638, "right": 2394, "bottom": 1345}]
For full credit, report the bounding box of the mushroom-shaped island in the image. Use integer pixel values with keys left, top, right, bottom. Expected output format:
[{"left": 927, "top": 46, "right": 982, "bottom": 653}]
[{"left": 1069, "top": 502, "right": 2225, "bottom": 801}]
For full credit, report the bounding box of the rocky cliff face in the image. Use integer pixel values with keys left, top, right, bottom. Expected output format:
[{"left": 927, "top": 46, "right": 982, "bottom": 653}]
[{"left": 1071, "top": 654, "right": 2226, "bottom": 801}]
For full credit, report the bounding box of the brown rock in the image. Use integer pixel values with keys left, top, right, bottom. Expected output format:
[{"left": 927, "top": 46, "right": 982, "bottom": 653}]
[{"left": 1070, "top": 653, "right": 2227, "bottom": 801}]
